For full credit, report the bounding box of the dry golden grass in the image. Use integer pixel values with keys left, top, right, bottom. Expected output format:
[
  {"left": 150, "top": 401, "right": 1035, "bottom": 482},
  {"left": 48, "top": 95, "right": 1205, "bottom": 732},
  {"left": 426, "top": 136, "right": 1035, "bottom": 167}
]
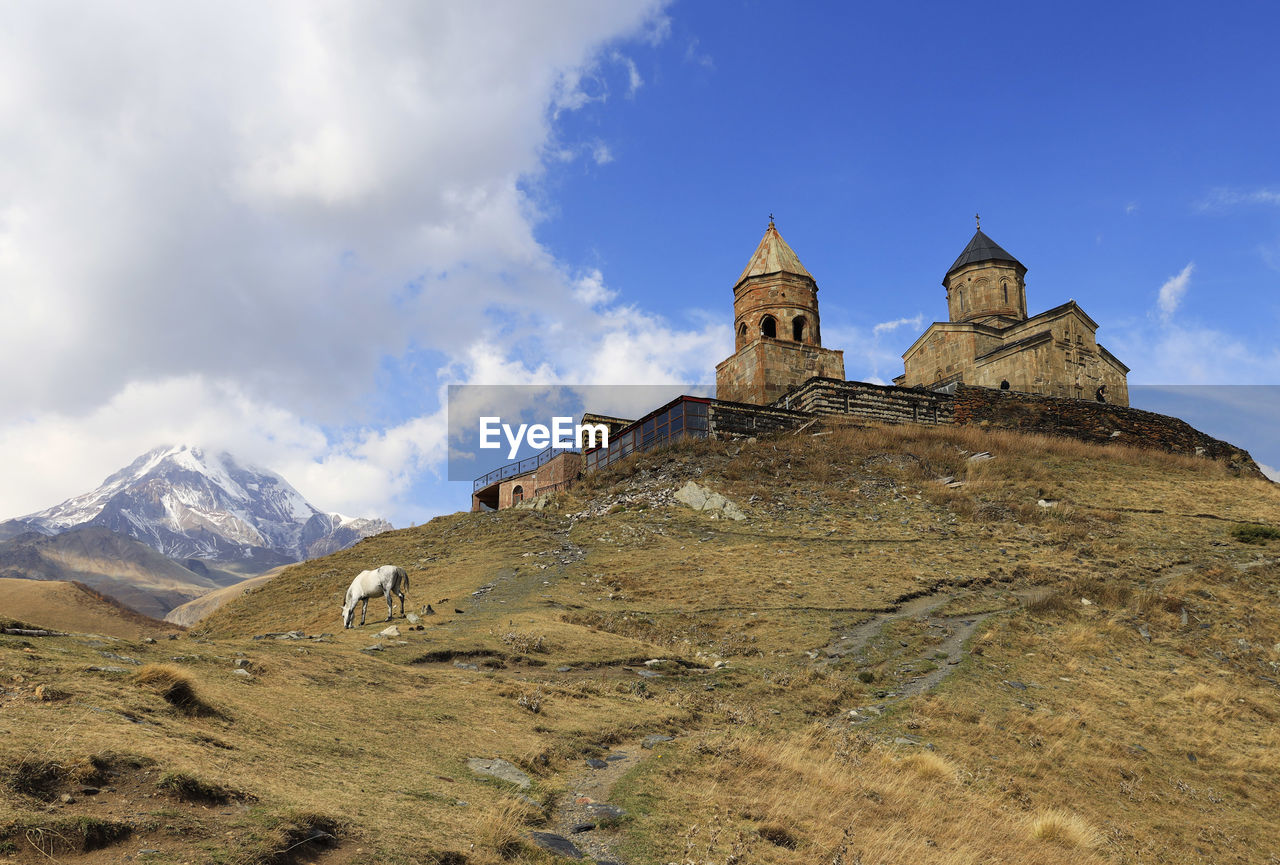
[
  {"left": 2, "top": 422, "right": 1278, "bottom": 862},
  {"left": 131, "top": 663, "right": 216, "bottom": 716},
  {"left": 1028, "top": 809, "right": 1103, "bottom": 849}
]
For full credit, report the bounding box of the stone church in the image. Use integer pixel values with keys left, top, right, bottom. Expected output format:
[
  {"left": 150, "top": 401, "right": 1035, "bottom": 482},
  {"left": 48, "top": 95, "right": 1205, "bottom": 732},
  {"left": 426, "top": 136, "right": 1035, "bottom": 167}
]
[
  {"left": 715, "top": 218, "right": 1129, "bottom": 407},
  {"left": 893, "top": 221, "right": 1130, "bottom": 406}
]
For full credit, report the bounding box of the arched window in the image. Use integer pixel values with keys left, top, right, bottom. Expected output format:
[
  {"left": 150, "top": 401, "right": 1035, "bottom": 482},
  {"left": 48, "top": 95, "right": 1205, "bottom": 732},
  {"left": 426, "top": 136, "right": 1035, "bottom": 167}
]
[
  {"left": 738, "top": 322, "right": 747, "bottom": 340},
  {"left": 760, "top": 315, "right": 777, "bottom": 338},
  {"left": 512, "top": 484, "right": 524, "bottom": 504},
  {"left": 956, "top": 290, "right": 965, "bottom": 314},
  {"left": 792, "top": 315, "right": 807, "bottom": 342},
  {"left": 1002, "top": 282, "right": 1009, "bottom": 303}
]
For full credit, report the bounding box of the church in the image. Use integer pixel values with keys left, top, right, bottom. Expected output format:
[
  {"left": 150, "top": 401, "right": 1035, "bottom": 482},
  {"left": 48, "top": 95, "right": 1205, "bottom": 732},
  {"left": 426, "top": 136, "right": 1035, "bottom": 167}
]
[{"left": 716, "top": 218, "right": 1130, "bottom": 407}]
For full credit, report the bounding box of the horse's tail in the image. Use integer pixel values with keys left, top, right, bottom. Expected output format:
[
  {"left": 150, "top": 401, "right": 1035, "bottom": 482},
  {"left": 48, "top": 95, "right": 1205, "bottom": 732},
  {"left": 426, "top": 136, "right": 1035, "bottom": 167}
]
[{"left": 397, "top": 566, "right": 409, "bottom": 593}]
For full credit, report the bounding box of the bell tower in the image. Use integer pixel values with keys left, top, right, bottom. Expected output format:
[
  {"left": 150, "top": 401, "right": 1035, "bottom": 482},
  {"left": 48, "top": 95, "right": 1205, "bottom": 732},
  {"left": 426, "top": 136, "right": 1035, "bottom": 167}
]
[{"left": 715, "top": 219, "right": 845, "bottom": 405}]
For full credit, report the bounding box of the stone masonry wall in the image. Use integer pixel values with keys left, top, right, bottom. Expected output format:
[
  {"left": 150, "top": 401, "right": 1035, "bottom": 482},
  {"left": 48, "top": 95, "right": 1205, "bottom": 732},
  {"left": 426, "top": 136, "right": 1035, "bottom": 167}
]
[
  {"left": 716, "top": 338, "right": 845, "bottom": 405},
  {"left": 776, "top": 377, "right": 956, "bottom": 426},
  {"left": 708, "top": 399, "right": 813, "bottom": 438}
]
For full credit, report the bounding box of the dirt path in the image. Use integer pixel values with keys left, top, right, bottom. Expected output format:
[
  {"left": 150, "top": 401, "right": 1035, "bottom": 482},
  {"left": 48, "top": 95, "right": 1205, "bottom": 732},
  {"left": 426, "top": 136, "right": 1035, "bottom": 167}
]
[
  {"left": 539, "top": 739, "right": 653, "bottom": 864},
  {"left": 818, "top": 589, "right": 1011, "bottom": 723}
]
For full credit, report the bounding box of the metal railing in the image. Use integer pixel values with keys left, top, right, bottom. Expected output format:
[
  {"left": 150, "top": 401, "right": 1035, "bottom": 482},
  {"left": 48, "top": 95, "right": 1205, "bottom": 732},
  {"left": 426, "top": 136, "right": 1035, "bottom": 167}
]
[{"left": 473, "top": 445, "right": 579, "bottom": 492}]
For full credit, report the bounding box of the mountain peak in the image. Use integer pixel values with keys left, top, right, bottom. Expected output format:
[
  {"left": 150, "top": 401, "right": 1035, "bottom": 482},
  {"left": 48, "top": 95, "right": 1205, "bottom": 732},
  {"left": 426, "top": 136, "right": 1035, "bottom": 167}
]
[{"left": 12, "top": 446, "right": 390, "bottom": 568}]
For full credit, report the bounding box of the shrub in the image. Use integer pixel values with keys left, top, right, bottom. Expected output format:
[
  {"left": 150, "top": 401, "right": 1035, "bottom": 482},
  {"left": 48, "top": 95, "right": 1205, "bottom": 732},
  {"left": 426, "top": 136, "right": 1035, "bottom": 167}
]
[{"left": 1231, "top": 523, "right": 1280, "bottom": 545}]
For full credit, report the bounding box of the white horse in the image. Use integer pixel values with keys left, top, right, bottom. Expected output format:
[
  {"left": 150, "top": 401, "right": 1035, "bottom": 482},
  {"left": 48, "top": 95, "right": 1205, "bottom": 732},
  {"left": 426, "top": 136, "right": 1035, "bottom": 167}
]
[{"left": 342, "top": 565, "right": 409, "bottom": 629}]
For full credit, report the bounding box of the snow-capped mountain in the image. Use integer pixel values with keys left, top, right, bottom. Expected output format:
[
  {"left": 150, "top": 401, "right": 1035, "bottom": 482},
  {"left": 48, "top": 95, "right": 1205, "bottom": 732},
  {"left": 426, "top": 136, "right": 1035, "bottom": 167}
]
[{"left": 8, "top": 445, "right": 391, "bottom": 569}]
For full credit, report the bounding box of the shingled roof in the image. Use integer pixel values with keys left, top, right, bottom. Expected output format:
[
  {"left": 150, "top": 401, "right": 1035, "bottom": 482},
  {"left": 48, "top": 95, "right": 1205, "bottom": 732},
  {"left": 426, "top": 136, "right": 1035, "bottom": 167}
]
[
  {"left": 947, "top": 229, "right": 1024, "bottom": 276},
  {"left": 735, "top": 221, "right": 814, "bottom": 289}
]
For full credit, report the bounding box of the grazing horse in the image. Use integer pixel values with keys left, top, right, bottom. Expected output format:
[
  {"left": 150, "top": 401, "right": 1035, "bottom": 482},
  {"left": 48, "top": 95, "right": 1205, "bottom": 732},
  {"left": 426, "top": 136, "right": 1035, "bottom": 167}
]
[{"left": 342, "top": 565, "right": 409, "bottom": 629}]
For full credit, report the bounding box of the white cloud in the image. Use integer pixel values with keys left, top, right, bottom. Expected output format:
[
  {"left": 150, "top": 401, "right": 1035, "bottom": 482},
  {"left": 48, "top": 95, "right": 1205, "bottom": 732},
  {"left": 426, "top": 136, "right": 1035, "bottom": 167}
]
[
  {"left": 1260, "top": 463, "right": 1280, "bottom": 482},
  {"left": 1197, "top": 187, "right": 1280, "bottom": 211},
  {"left": 613, "top": 51, "right": 644, "bottom": 96},
  {"left": 1157, "top": 262, "right": 1194, "bottom": 322},
  {"left": 822, "top": 313, "right": 928, "bottom": 386},
  {"left": 592, "top": 141, "right": 616, "bottom": 165},
  {"left": 1108, "top": 262, "right": 1280, "bottom": 385},
  {"left": 684, "top": 37, "right": 714, "bottom": 69},
  {"left": 872, "top": 315, "right": 925, "bottom": 338},
  {"left": 0, "top": 1, "right": 674, "bottom": 525}
]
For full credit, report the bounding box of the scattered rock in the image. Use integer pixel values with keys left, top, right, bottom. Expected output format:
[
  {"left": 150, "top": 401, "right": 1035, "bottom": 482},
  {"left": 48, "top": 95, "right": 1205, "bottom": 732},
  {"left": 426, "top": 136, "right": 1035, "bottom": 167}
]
[
  {"left": 1137, "top": 624, "right": 1151, "bottom": 642},
  {"left": 586, "top": 758, "right": 608, "bottom": 769},
  {"left": 1037, "top": 499, "right": 1058, "bottom": 508},
  {"left": 674, "top": 481, "right": 746, "bottom": 521},
  {"left": 528, "top": 832, "right": 583, "bottom": 859},
  {"left": 1081, "top": 598, "right": 1094, "bottom": 606},
  {"left": 467, "top": 757, "right": 532, "bottom": 789},
  {"left": 967, "top": 451, "right": 994, "bottom": 462},
  {"left": 587, "top": 803, "right": 626, "bottom": 819},
  {"left": 233, "top": 658, "right": 251, "bottom": 669},
  {"left": 60, "top": 793, "right": 75, "bottom": 804},
  {"left": 361, "top": 644, "right": 384, "bottom": 652},
  {"left": 642, "top": 735, "right": 674, "bottom": 749},
  {"left": 379, "top": 625, "right": 401, "bottom": 638},
  {"left": 231, "top": 668, "right": 252, "bottom": 679},
  {"left": 1003, "top": 680, "right": 1028, "bottom": 690},
  {"left": 34, "top": 684, "right": 68, "bottom": 702},
  {"left": 143, "top": 637, "right": 157, "bottom": 644}
]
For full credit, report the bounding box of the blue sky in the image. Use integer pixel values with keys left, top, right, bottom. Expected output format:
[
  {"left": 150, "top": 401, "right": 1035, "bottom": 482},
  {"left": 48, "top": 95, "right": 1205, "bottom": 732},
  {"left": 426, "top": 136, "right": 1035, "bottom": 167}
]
[{"left": 0, "top": 1, "right": 1276, "bottom": 528}]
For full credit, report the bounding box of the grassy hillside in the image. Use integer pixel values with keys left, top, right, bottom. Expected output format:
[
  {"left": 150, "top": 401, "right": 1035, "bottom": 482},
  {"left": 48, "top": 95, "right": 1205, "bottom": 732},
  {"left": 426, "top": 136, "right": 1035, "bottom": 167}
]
[
  {"left": 1, "top": 422, "right": 1277, "bottom": 864},
  {"left": 163, "top": 568, "right": 284, "bottom": 627},
  {"left": 0, "top": 578, "right": 181, "bottom": 640}
]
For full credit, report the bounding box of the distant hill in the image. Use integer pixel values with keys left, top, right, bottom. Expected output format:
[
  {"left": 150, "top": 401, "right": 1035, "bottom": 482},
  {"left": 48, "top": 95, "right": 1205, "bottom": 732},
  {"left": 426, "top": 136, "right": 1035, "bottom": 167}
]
[
  {"left": 0, "top": 526, "right": 229, "bottom": 619},
  {"left": 3, "top": 444, "right": 392, "bottom": 569},
  {"left": 163, "top": 567, "right": 283, "bottom": 627},
  {"left": 0, "top": 577, "right": 180, "bottom": 639}
]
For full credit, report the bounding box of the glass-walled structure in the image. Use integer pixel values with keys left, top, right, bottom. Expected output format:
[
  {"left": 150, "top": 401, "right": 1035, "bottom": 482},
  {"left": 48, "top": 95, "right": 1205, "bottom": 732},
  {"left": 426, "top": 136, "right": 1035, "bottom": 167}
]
[{"left": 583, "top": 396, "right": 709, "bottom": 472}]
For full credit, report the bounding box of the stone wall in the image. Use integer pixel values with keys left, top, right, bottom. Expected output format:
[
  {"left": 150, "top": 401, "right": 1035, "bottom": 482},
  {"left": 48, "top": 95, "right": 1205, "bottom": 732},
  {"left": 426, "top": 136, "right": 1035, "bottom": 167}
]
[
  {"left": 716, "top": 338, "right": 845, "bottom": 406},
  {"left": 953, "top": 385, "right": 1261, "bottom": 474},
  {"left": 774, "top": 377, "right": 955, "bottom": 426},
  {"left": 708, "top": 399, "right": 813, "bottom": 438}
]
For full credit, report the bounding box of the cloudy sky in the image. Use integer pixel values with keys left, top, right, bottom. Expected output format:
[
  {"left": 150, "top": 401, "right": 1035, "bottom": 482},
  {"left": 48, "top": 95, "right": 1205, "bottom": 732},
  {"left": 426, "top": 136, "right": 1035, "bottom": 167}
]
[{"left": 1, "top": 1, "right": 1277, "bottom": 527}]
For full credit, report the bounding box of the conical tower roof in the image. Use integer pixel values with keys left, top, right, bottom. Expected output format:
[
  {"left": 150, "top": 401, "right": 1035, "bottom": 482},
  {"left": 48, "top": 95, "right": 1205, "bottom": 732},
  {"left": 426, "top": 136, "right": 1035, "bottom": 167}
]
[
  {"left": 734, "top": 220, "right": 814, "bottom": 289},
  {"left": 947, "top": 228, "right": 1024, "bottom": 276}
]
